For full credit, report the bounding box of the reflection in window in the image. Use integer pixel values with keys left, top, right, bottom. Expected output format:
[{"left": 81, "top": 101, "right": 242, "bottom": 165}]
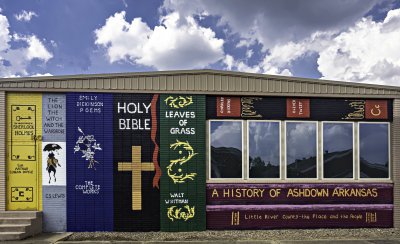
[
  {"left": 360, "top": 123, "right": 389, "bottom": 178},
  {"left": 323, "top": 123, "right": 353, "bottom": 178},
  {"left": 210, "top": 121, "right": 242, "bottom": 178},
  {"left": 286, "top": 122, "right": 317, "bottom": 178},
  {"left": 249, "top": 121, "right": 280, "bottom": 178}
]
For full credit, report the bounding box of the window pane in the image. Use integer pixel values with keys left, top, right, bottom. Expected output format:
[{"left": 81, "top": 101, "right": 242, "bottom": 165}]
[
  {"left": 249, "top": 121, "right": 280, "bottom": 178},
  {"left": 323, "top": 123, "right": 353, "bottom": 178},
  {"left": 210, "top": 121, "right": 242, "bottom": 178},
  {"left": 286, "top": 122, "right": 317, "bottom": 178},
  {"left": 360, "top": 123, "right": 389, "bottom": 178}
]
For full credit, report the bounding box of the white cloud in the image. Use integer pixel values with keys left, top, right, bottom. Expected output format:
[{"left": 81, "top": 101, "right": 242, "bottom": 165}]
[
  {"left": 236, "top": 38, "right": 255, "bottom": 48},
  {"left": 323, "top": 123, "right": 353, "bottom": 152},
  {"left": 260, "top": 31, "right": 334, "bottom": 76},
  {"left": 223, "top": 54, "right": 261, "bottom": 73},
  {"left": 163, "top": 0, "right": 400, "bottom": 85},
  {"left": 249, "top": 122, "right": 280, "bottom": 165},
  {"left": 94, "top": 11, "right": 224, "bottom": 70},
  {"left": 163, "top": 0, "right": 378, "bottom": 49},
  {"left": 122, "top": 0, "right": 128, "bottom": 8},
  {"left": 223, "top": 54, "right": 234, "bottom": 70},
  {"left": 15, "top": 10, "right": 38, "bottom": 22},
  {"left": 32, "top": 73, "right": 52, "bottom": 77},
  {"left": 287, "top": 122, "right": 316, "bottom": 164},
  {"left": 253, "top": 8, "right": 400, "bottom": 85},
  {"left": 211, "top": 121, "right": 242, "bottom": 149},
  {"left": 318, "top": 9, "right": 400, "bottom": 85},
  {"left": 0, "top": 14, "right": 53, "bottom": 77},
  {"left": 246, "top": 49, "right": 253, "bottom": 59},
  {"left": 13, "top": 34, "right": 53, "bottom": 62},
  {"left": 0, "top": 13, "right": 10, "bottom": 52},
  {"left": 50, "top": 40, "right": 57, "bottom": 47}
]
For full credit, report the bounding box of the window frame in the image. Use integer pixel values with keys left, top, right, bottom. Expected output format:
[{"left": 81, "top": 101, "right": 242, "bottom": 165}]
[
  {"left": 284, "top": 120, "right": 319, "bottom": 180},
  {"left": 321, "top": 121, "right": 355, "bottom": 180},
  {"left": 247, "top": 120, "right": 281, "bottom": 180},
  {"left": 358, "top": 121, "right": 391, "bottom": 181},
  {"left": 206, "top": 120, "right": 392, "bottom": 183},
  {"left": 208, "top": 119, "right": 245, "bottom": 180}
]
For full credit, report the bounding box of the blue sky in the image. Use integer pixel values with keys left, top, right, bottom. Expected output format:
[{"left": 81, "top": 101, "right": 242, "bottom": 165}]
[{"left": 0, "top": 0, "right": 399, "bottom": 86}]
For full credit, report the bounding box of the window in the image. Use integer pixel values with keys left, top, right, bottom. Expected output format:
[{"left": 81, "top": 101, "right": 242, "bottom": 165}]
[
  {"left": 208, "top": 120, "right": 390, "bottom": 181},
  {"left": 323, "top": 122, "right": 353, "bottom": 178},
  {"left": 286, "top": 121, "right": 317, "bottom": 178},
  {"left": 248, "top": 121, "right": 280, "bottom": 178},
  {"left": 359, "top": 123, "right": 389, "bottom": 178},
  {"left": 210, "top": 120, "right": 243, "bottom": 178}
]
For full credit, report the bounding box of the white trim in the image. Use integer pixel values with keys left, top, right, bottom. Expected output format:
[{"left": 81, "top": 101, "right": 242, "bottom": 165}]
[
  {"left": 281, "top": 122, "right": 286, "bottom": 180},
  {"left": 206, "top": 179, "right": 394, "bottom": 184},
  {"left": 284, "top": 121, "right": 318, "bottom": 180},
  {"left": 206, "top": 119, "right": 392, "bottom": 183},
  {"left": 208, "top": 119, "right": 244, "bottom": 180},
  {"left": 247, "top": 120, "right": 281, "bottom": 180},
  {"left": 354, "top": 122, "right": 359, "bottom": 180},
  {"left": 358, "top": 122, "right": 391, "bottom": 180},
  {"left": 321, "top": 121, "right": 355, "bottom": 180}
]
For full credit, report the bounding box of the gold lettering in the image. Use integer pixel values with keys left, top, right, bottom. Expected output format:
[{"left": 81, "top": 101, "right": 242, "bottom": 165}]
[
  {"left": 287, "top": 188, "right": 294, "bottom": 198},
  {"left": 223, "top": 189, "right": 230, "bottom": 198},
  {"left": 236, "top": 188, "right": 242, "bottom": 198},
  {"left": 342, "top": 100, "right": 365, "bottom": 120},
  {"left": 372, "top": 188, "right": 378, "bottom": 197},
  {"left": 212, "top": 189, "right": 219, "bottom": 198},
  {"left": 231, "top": 211, "right": 240, "bottom": 225},
  {"left": 246, "top": 189, "right": 254, "bottom": 198},
  {"left": 259, "top": 189, "right": 265, "bottom": 198},
  {"left": 286, "top": 188, "right": 329, "bottom": 198},
  {"left": 371, "top": 105, "right": 381, "bottom": 116},
  {"left": 254, "top": 189, "right": 259, "bottom": 198},
  {"left": 241, "top": 97, "right": 262, "bottom": 118}
]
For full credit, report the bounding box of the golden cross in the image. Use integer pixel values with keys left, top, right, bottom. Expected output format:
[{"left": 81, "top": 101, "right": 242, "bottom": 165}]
[{"left": 118, "top": 146, "right": 155, "bottom": 211}]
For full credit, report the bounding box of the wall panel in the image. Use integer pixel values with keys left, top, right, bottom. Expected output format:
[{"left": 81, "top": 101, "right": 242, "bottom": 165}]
[
  {"left": 66, "top": 92, "right": 113, "bottom": 231},
  {"left": 160, "top": 94, "right": 206, "bottom": 231},
  {"left": 42, "top": 94, "right": 66, "bottom": 232},
  {"left": 113, "top": 93, "right": 160, "bottom": 231},
  {"left": 206, "top": 96, "right": 393, "bottom": 122},
  {"left": 6, "top": 93, "right": 42, "bottom": 210},
  {"left": 0, "top": 91, "right": 6, "bottom": 210},
  {"left": 207, "top": 183, "right": 393, "bottom": 229}
]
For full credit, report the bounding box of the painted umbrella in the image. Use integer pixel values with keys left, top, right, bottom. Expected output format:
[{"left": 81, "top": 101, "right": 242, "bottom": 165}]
[{"left": 43, "top": 143, "right": 62, "bottom": 152}]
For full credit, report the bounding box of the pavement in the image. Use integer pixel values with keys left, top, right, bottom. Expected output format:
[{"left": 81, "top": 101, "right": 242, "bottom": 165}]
[
  {"left": 1, "top": 232, "right": 400, "bottom": 244},
  {"left": 1, "top": 232, "right": 71, "bottom": 244}
]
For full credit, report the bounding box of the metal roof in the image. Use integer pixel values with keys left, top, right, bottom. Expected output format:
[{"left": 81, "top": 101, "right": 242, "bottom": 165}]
[{"left": 0, "top": 69, "right": 399, "bottom": 98}]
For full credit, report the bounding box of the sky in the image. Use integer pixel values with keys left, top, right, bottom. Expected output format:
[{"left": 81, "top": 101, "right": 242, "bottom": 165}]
[
  {"left": 0, "top": 0, "right": 400, "bottom": 86},
  {"left": 323, "top": 123, "right": 353, "bottom": 153},
  {"left": 249, "top": 121, "right": 280, "bottom": 166},
  {"left": 286, "top": 122, "right": 316, "bottom": 165},
  {"left": 210, "top": 121, "right": 242, "bottom": 150}
]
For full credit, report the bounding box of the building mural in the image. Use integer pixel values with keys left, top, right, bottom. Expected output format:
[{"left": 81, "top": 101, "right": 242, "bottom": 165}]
[
  {"left": 160, "top": 95, "right": 206, "bottom": 231},
  {"left": 206, "top": 184, "right": 393, "bottom": 229},
  {"left": 66, "top": 93, "right": 113, "bottom": 231},
  {"left": 113, "top": 93, "right": 160, "bottom": 231},
  {"left": 42, "top": 94, "right": 66, "bottom": 232},
  {"left": 207, "top": 184, "right": 393, "bottom": 204},
  {"left": 207, "top": 96, "right": 393, "bottom": 121},
  {"left": 3, "top": 91, "right": 394, "bottom": 231},
  {"left": 6, "top": 93, "right": 42, "bottom": 211},
  {"left": 207, "top": 204, "right": 392, "bottom": 229}
]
